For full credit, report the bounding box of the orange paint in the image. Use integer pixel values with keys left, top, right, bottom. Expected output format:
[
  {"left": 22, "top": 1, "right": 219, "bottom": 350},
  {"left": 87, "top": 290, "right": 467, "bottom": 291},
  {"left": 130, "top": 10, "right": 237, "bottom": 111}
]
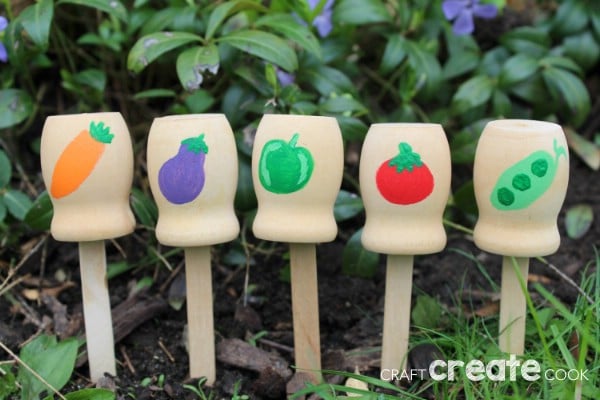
[{"left": 50, "top": 121, "right": 114, "bottom": 198}]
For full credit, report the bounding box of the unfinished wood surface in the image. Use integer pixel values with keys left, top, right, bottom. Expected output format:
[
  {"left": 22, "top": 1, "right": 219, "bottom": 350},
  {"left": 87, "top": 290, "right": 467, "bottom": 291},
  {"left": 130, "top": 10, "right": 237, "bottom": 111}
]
[
  {"left": 289, "top": 243, "right": 321, "bottom": 383},
  {"left": 381, "top": 255, "right": 414, "bottom": 374},
  {"left": 78, "top": 240, "right": 116, "bottom": 382},
  {"left": 499, "top": 256, "right": 530, "bottom": 355},
  {"left": 185, "top": 246, "right": 216, "bottom": 385}
]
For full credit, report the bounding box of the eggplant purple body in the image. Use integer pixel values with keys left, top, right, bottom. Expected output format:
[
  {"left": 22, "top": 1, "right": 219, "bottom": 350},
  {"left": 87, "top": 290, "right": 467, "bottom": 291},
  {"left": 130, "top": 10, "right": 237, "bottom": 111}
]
[{"left": 158, "top": 134, "right": 208, "bottom": 204}]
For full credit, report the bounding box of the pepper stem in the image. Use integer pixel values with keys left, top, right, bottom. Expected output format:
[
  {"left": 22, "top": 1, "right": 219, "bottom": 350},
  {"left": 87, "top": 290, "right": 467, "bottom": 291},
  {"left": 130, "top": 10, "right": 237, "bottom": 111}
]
[
  {"left": 289, "top": 133, "right": 300, "bottom": 148},
  {"left": 388, "top": 142, "right": 423, "bottom": 172}
]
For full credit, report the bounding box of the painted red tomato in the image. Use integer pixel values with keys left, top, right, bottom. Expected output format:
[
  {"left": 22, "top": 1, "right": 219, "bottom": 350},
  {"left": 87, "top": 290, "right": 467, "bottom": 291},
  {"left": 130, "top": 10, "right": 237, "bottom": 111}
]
[{"left": 376, "top": 142, "right": 434, "bottom": 205}]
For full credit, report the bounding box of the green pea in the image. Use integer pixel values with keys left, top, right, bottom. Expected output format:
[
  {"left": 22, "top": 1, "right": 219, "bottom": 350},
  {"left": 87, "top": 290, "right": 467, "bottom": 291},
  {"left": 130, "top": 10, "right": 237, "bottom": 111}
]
[{"left": 490, "top": 139, "right": 566, "bottom": 211}]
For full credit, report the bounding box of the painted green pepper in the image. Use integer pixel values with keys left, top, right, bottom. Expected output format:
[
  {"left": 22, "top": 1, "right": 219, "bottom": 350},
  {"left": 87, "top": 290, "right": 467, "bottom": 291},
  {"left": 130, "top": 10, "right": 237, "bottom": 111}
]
[{"left": 491, "top": 139, "right": 567, "bottom": 211}]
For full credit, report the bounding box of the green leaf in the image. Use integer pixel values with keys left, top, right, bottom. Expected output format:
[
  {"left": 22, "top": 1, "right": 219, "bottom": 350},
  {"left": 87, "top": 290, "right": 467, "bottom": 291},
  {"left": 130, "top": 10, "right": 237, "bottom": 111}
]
[
  {"left": 20, "top": 0, "right": 54, "bottom": 48},
  {"left": 551, "top": 0, "right": 589, "bottom": 37},
  {"left": 222, "top": 84, "right": 255, "bottom": 127},
  {"left": 58, "top": 0, "right": 128, "bottom": 22},
  {"left": 127, "top": 31, "right": 203, "bottom": 74},
  {"left": 342, "top": 229, "right": 379, "bottom": 279},
  {"left": 562, "top": 32, "right": 600, "bottom": 71},
  {"left": 333, "top": 0, "right": 392, "bottom": 25},
  {"left": 443, "top": 51, "right": 479, "bottom": 80},
  {"left": 0, "top": 150, "right": 11, "bottom": 188},
  {"left": 498, "top": 54, "right": 539, "bottom": 88},
  {"left": 0, "top": 365, "right": 18, "bottom": 398},
  {"left": 411, "top": 295, "right": 443, "bottom": 330},
  {"left": 336, "top": 116, "right": 368, "bottom": 141},
  {"left": 452, "top": 76, "right": 494, "bottom": 114},
  {"left": 402, "top": 39, "right": 443, "bottom": 98},
  {"left": 184, "top": 90, "right": 215, "bottom": 114},
  {"left": 564, "top": 128, "right": 600, "bottom": 171},
  {"left": 219, "top": 30, "right": 298, "bottom": 72},
  {"left": 3, "top": 190, "right": 32, "bottom": 221},
  {"left": 205, "top": 0, "right": 267, "bottom": 40},
  {"left": 130, "top": 188, "right": 158, "bottom": 228},
  {"left": 538, "top": 56, "right": 582, "bottom": 76},
  {"left": 319, "top": 95, "right": 367, "bottom": 115},
  {"left": 234, "top": 156, "right": 257, "bottom": 212},
  {"left": 24, "top": 191, "right": 53, "bottom": 230},
  {"left": 304, "top": 66, "right": 355, "bottom": 96},
  {"left": 65, "top": 388, "right": 115, "bottom": 400},
  {"left": 0, "top": 201, "right": 6, "bottom": 223},
  {"left": 73, "top": 69, "right": 107, "bottom": 92},
  {"left": 334, "top": 190, "right": 363, "bottom": 222},
  {"left": 132, "top": 89, "right": 177, "bottom": 100},
  {"left": 0, "top": 89, "right": 34, "bottom": 129},
  {"left": 176, "top": 44, "right": 220, "bottom": 91},
  {"left": 379, "top": 34, "right": 406, "bottom": 75},
  {"left": 492, "top": 89, "right": 511, "bottom": 117},
  {"left": 449, "top": 119, "right": 488, "bottom": 164},
  {"left": 565, "top": 204, "right": 594, "bottom": 240},
  {"left": 256, "top": 14, "right": 321, "bottom": 58},
  {"left": 478, "top": 46, "right": 510, "bottom": 77},
  {"left": 501, "top": 27, "right": 550, "bottom": 58},
  {"left": 452, "top": 180, "right": 477, "bottom": 216},
  {"left": 542, "top": 67, "right": 591, "bottom": 128},
  {"left": 18, "top": 335, "right": 78, "bottom": 400}
]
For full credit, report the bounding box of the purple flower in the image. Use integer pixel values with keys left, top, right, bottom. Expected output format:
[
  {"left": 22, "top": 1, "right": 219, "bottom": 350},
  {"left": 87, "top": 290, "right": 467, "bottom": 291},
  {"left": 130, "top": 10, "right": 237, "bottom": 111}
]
[
  {"left": 276, "top": 68, "right": 295, "bottom": 87},
  {"left": 0, "top": 16, "right": 8, "bottom": 63},
  {"left": 307, "top": 0, "right": 334, "bottom": 38},
  {"left": 442, "top": 0, "right": 497, "bottom": 35}
]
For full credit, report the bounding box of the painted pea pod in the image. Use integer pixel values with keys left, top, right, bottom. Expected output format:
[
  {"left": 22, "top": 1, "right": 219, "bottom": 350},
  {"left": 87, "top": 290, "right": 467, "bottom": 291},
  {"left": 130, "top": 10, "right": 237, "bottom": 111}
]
[
  {"left": 491, "top": 139, "right": 567, "bottom": 211},
  {"left": 158, "top": 134, "right": 208, "bottom": 205}
]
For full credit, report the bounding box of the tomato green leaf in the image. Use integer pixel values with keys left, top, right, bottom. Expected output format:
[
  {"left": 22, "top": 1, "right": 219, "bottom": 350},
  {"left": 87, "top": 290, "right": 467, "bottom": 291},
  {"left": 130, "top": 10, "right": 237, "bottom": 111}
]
[
  {"left": 256, "top": 14, "right": 321, "bottom": 58},
  {"left": 128, "top": 31, "right": 203, "bottom": 74},
  {"left": 565, "top": 204, "right": 594, "bottom": 240},
  {"left": 3, "top": 190, "right": 32, "bottom": 221},
  {"left": 176, "top": 44, "right": 220, "bottom": 91},
  {"left": 342, "top": 229, "right": 379, "bottom": 279},
  {"left": 0, "top": 150, "right": 11, "bottom": 188},
  {"left": 58, "top": 0, "right": 127, "bottom": 22},
  {"left": 0, "top": 89, "right": 34, "bottom": 129},
  {"left": 219, "top": 30, "right": 298, "bottom": 72},
  {"left": 24, "top": 191, "right": 53, "bottom": 230}
]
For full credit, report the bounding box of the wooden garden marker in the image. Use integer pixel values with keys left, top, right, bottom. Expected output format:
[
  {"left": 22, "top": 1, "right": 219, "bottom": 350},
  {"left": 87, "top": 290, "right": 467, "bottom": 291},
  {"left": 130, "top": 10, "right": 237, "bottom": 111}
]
[
  {"left": 473, "top": 119, "right": 569, "bottom": 355},
  {"left": 147, "top": 114, "right": 239, "bottom": 385},
  {"left": 360, "top": 124, "right": 451, "bottom": 373},
  {"left": 41, "top": 113, "right": 136, "bottom": 382},
  {"left": 252, "top": 114, "right": 344, "bottom": 383}
]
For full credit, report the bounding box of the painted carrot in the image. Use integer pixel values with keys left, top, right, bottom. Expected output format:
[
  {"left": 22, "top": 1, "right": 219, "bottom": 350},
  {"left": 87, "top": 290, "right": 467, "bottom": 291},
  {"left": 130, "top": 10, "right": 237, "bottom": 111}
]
[{"left": 50, "top": 121, "right": 114, "bottom": 199}]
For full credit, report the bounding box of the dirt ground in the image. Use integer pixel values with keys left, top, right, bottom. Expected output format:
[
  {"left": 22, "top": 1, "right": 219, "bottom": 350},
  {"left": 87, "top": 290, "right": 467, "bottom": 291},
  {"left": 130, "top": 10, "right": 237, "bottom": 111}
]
[{"left": 0, "top": 153, "right": 597, "bottom": 399}]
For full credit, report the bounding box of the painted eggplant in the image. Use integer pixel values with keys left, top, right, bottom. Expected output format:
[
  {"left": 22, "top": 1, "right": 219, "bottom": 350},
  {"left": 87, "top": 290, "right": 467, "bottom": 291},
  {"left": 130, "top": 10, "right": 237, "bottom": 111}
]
[{"left": 158, "top": 134, "right": 209, "bottom": 204}]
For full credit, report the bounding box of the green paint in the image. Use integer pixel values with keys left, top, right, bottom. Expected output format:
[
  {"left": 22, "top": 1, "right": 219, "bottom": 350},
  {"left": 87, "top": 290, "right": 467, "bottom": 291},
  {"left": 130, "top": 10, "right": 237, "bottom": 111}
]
[
  {"left": 388, "top": 142, "right": 423, "bottom": 172},
  {"left": 181, "top": 133, "right": 208, "bottom": 154},
  {"left": 258, "top": 133, "right": 314, "bottom": 194},
  {"left": 89, "top": 121, "right": 114, "bottom": 144},
  {"left": 490, "top": 139, "right": 567, "bottom": 210}
]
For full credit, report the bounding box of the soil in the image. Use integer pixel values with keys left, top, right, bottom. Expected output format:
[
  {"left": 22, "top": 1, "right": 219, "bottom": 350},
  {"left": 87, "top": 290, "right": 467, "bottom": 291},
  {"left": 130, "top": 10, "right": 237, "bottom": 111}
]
[{"left": 0, "top": 150, "right": 597, "bottom": 400}]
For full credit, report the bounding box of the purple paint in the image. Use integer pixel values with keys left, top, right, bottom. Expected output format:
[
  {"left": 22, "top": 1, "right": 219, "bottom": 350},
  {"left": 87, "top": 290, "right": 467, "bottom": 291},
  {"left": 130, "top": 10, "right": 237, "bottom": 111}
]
[{"left": 158, "top": 134, "right": 208, "bottom": 204}]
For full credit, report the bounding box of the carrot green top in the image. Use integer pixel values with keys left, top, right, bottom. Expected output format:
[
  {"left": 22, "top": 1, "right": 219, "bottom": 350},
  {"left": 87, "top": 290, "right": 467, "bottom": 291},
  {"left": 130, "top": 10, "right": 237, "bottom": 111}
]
[
  {"left": 181, "top": 134, "right": 209, "bottom": 154},
  {"left": 90, "top": 121, "right": 115, "bottom": 144},
  {"left": 388, "top": 142, "right": 423, "bottom": 172}
]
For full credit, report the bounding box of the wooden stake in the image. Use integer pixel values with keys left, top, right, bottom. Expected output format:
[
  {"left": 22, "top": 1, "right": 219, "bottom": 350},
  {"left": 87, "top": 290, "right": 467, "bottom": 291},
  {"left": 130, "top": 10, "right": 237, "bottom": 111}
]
[
  {"left": 499, "top": 256, "right": 529, "bottom": 355},
  {"left": 289, "top": 243, "right": 321, "bottom": 383},
  {"left": 184, "top": 246, "right": 215, "bottom": 385},
  {"left": 381, "top": 255, "right": 413, "bottom": 373},
  {"left": 78, "top": 240, "right": 116, "bottom": 382}
]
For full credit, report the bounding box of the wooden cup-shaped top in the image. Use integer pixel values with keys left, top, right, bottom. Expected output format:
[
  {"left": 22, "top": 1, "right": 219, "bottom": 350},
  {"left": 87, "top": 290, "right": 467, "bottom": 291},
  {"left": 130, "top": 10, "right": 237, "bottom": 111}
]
[
  {"left": 473, "top": 120, "right": 569, "bottom": 257},
  {"left": 252, "top": 114, "right": 344, "bottom": 243},
  {"left": 360, "top": 123, "right": 451, "bottom": 254},
  {"left": 41, "top": 112, "right": 135, "bottom": 242},
  {"left": 147, "top": 114, "right": 239, "bottom": 247}
]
